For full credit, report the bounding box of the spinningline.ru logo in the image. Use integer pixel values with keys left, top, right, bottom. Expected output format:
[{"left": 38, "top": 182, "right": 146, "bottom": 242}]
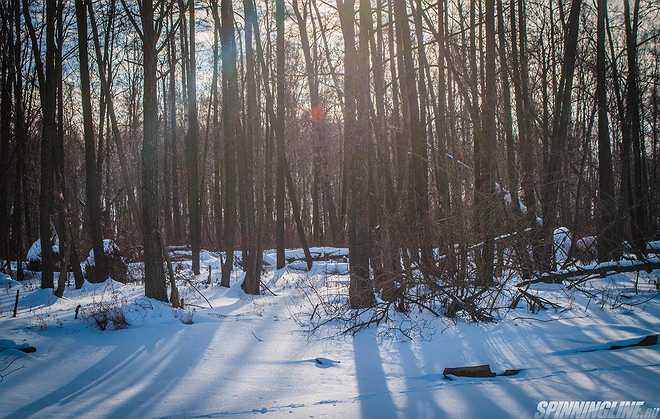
[{"left": 535, "top": 401, "right": 659, "bottom": 418}]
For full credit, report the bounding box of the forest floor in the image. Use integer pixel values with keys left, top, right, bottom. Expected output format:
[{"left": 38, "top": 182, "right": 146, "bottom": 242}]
[{"left": 0, "top": 248, "right": 659, "bottom": 418}]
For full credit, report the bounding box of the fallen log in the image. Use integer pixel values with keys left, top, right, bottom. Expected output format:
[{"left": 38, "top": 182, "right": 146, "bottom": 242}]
[
  {"left": 0, "top": 343, "right": 36, "bottom": 353},
  {"left": 443, "top": 364, "right": 523, "bottom": 379},
  {"left": 516, "top": 260, "right": 660, "bottom": 287},
  {"left": 607, "top": 334, "right": 657, "bottom": 351},
  {"left": 443, "top": 364, "right": 495, "bottom": 378}
]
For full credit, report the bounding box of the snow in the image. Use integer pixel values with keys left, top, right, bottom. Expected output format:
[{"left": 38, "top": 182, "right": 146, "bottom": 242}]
[
  {"left": 0, "top": 272, "right": 19, "bottom": 288},
  {"left": 86, "top": 239, "right": 122, "bottom": 266},
  {"left": 262, "top": 247, "right": 349, "bottom": 265},
  {"left": 575, "top": 235, "right": 597, "bottom": 253},
  {"left": 494, "top": 181, "right": 528, "bottom": 214},
  {"left": 0, "top": 248, "right": 658, "bottom": 418},
  {"left": 553, "top": 227, "right": 572, "bottom": 269},
  {"left": 26, "top": 238, "right": 60, "bottom": 263},
  {"left": 287, "top": 260, "right": 349, "bottom": 274},
  {"left": 647, "top": 240, "right": 660, "bottom": 251},
  {"left": 540, "top": 254, "right": 660, "bottom": 279}
]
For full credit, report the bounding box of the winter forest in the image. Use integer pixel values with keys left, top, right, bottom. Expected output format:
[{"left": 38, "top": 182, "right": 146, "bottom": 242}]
[{"left": 0, "top": 0, "right": 659, "bottom": 416}]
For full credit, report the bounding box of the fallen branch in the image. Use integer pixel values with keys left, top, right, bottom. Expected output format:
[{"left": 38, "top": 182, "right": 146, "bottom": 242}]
[
  {"left": 0, "top": 344, "right": 36, "bottom": 353},
  {"left": 180, "top": 275, "right": 214, "bottom": 309},
  {"left": 517, "top": 260, "right": 660, "bottom": 287},
  {"left": 607, "top": 334, "right": 657, "bottom": 351},
  {"left": 260, "top": 280, "right": 278, "bottom": 296}
]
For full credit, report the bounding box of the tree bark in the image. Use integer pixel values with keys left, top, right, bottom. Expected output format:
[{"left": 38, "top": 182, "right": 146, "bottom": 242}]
[
  {"left": 595, "top": 0, "right": 618, "bottom": 261},
  {"left": 24, "top": 0, "right": 58, "bottom": 288},
  {"left": 347, "top": 0, "right": 375, "bottom": 308},
  {"left": 541, "top": 0, "right": 583, "bottom": 269},
  {"left": 220, "top": 0, "right": 239, "bottom": 287},
  {"left": 185, "top": 1, "right": 201, "bottom": 274},
  {"left": 240, "top": 0, "right": 260, "bottom": 294},
  {"left": 76, "top": 0, "right": 107, "bottom": 283},
  {"left": 141, "top": 0, "right": 167, "bottom": 301},
  {"left": 275, "top": 0, "right": 287, "bottom": 269}
]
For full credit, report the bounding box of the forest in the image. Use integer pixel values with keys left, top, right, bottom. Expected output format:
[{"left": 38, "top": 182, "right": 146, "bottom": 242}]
[{"left": 0, "top": 0, "right": 658, "bottom": 417}]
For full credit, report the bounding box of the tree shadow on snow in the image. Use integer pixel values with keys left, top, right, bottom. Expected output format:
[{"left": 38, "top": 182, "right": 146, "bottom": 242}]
[
  {"left": 352, "top": 332, "right": 398, "bottom": 419},
  {"left": 6, "top": 313, "right": 219, "bottom": 418}
]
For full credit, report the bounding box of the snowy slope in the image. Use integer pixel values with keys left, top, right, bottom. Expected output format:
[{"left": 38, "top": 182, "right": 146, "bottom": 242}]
[
  {"left": 26, "top": 239, "right": 60, "bottom": 263},
  {"left": 0, "top": 251, "right": 658, "bottom": 419}
]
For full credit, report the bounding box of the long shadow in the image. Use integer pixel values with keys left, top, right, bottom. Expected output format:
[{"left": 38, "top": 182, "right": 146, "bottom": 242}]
[
  {"left": 396, "top": 340, "right": 442, "bottom": 418},
  {"left": 4, "top": 297, "right": 238, "bottom": 418},
  {"left": 532, "top": 311, "right": 660, "bottom": 401},
  {"left": 100, "top": 284, "right": 259, "bottom": 417},
  {"left": 5, "top": 332, "right": 148, "bottom": 418},
  {"left": 176, "top": 300, "right": 292, "bottom": 415},
  {"left": 482, "top": 303, "right": 658, "bottom": 405},
  {"left": 352, "top": 332, "right": 398, "bottom": 419},
  {"left": 106, "top": 322, "right": 217, "bottom": 418},
  {"left": 414, "top": 327, "right": 526, "bottom": 418}
]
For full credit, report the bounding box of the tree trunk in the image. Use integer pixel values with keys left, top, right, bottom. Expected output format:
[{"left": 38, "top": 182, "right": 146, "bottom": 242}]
[
  {"left": 240, "top": 0, "right": 260, "bottom": 294},
  {"left": 275, "top": 0, "right": 287, "bottom": 269},
  {"left": 541, "top": 0, "right": 583, "bottom": 270},
  {"left": 24, "top": 0, "right": 58, "bottom": 288},
  {"left": 11, "top": 0, "right": 25, "bottom": 280},
  {"left": 595, "top": 0, "right": 618, "bottom": 261},
  {"left": 347, "top": 0, "right": 375, "bottom": 308},
  {"left": 76, "top": 0, "right": 107, "bottom": 283},
  {"left": 496, "top": 0, "right": 520, "bottom": 215},
  {"left": 220, "top": 0, "right": 239, "bottom": 287},
  {"left": 141, "top": 0, "right": 167, "bottom": 301},
  {"left": 623, "top": 0, "right": 648, "bottom": 253},
  {"left": 475, "top": 0, "right": 497, "bottom": 285},
  {"left": 185, "top": 1, "right": 201, "bottom": 274}
]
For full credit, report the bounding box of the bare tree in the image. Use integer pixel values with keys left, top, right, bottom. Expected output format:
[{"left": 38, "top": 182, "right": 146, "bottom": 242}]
[
  {"left": 595, "top": 0, "right": 618, "bottom": 261},
  {"left": 122, "top": 0, "right": 170, "bottom": 300},
  {"left": 347, "top": 0, "right": 375, "bottom": 308},
  {"left": 220, "top": 0, "right": 239, "bottom": 287},
  {"left": 275, "top": 0, "right": 286, "bottom": 269},
  {"left": 185, "top": 0, "right": 201, "bottom": 274},
  {"left": 23, "top": 0, "right": 58, "bottom": 289},
  {"left": 75, "top": 0, "right": 107, "bottom": 282}
]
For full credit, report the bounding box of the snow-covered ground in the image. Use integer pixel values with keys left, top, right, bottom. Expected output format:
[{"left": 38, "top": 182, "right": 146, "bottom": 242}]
[{"left": 0, "top": 249, "right": 658, "bottom": 419}]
